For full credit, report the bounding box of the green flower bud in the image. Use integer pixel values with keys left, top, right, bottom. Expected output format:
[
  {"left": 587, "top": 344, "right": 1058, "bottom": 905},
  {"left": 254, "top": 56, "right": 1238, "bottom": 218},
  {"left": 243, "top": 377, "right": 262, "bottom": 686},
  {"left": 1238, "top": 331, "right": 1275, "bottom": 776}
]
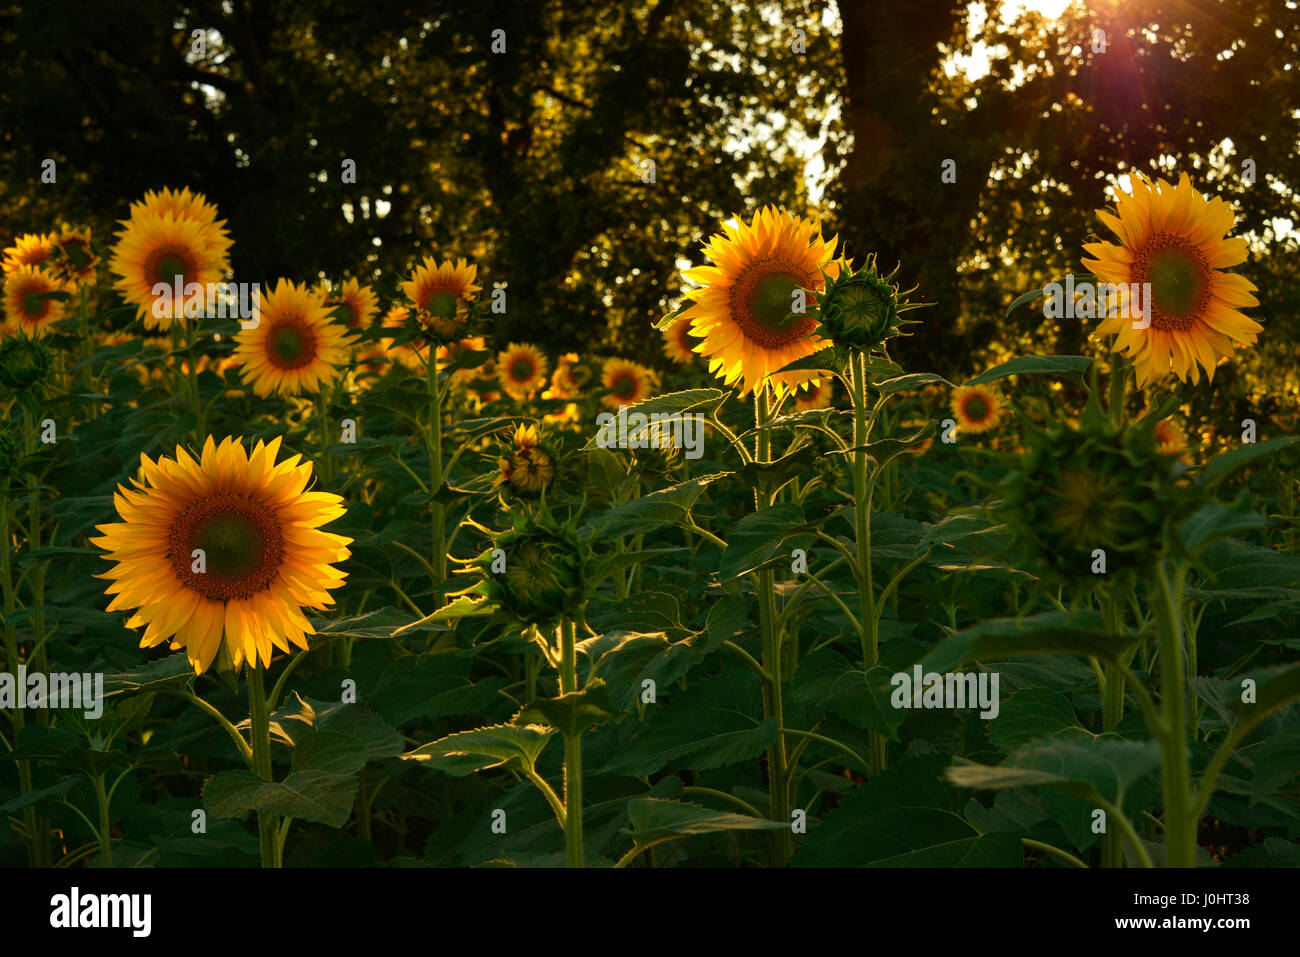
[
  {"left": 477, "top": 508, "right": 590, "bottom": 626},
  {"left": 816, "top": 256, "right": 918, "bottom": 354},
  {"left": 0, "top": 335, "right": 53, "bottom": 394}
]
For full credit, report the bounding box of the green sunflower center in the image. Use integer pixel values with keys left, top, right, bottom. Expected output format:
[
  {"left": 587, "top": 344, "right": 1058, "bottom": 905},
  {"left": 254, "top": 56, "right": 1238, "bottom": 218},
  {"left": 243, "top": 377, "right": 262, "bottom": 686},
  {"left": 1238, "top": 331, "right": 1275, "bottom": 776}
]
[
  {"left": 612, "top": 372, "right": 637, "bottom": 398},
  {"left": 963, "top": 396, "right": 990, "bottom": 422},
  {"left": 64, "top": 241, "right": 92, "bottom": 270},
  {"left": 153, "top": 252, "right": 190, "bottom": 286},
  {"left": 511, "top": 358, "right": 535, "bottom": 382},
  {"left": 424, "top": 290, "right": 459, "bottom": 319},
  {"left": 20, "top": 285, "right": 52, "bottom": 320},
  {"left": 730, "top": 260, "right": 819, "bottom": 349},
  {"left": 267, "top": 318, "right": 318, "bottom": 369},
  {"left": 1134, "top": 234, "right": 1211, "bottom": 331},
  {"left": 170, "top": 494, "right": 284, "bottom": 600}
]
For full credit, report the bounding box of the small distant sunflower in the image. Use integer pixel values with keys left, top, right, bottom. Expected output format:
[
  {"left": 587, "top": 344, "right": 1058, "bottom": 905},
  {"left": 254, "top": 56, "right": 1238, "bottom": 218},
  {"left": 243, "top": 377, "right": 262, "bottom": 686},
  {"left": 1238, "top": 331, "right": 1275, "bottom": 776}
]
[
  {"left": 1083, "top": 171, "right": 1262, "bottom": 388},
  {"left": 52, "top": 227, "right": 99, "bottom": 289},
  {"left": 661, "top": 316, "right": 696, "bottom": 365},
  {"left": 3, "top": 266, "right": 67, "bottom": 337},
  {"left": 794, "top": 378, "right": 832, "bottom": 411},
  {"left": 1153, "top": 418, "right": 1187, "bottom": 456},
  {"left": 110, "top": 212, "right": 232, "bottom": 330},
  {"left": 498, "top": 343, "right": 548, "bottom": 399},
  {"left": 401, "top": 256, "right": 479, "bottom": 340},
  {"left": 903, "top": 419, "right": 934, "bottom": 457},
  {"left": 951, "top": 386, "right": 1002, "bottom": 434},
  {"left": 234, "top": 279, "right": 350, "bottom": 397},
  {"left": 327, "top": 278, "right": 379, "bottom": 330},
  {"left": 92, "top": 435, "right": 351, "bottom": 674},
  {"left": 601, "top": 357, "right": 656, "bottom": 410},
  {"left": 679, "top": 205, "right": 842, "bottom": 397},
  {"left": 546, "top": 352, "right": 583, "bottom": 399},
  {"left": 2, "top": 233, "right": 56, "bottom": 275}
]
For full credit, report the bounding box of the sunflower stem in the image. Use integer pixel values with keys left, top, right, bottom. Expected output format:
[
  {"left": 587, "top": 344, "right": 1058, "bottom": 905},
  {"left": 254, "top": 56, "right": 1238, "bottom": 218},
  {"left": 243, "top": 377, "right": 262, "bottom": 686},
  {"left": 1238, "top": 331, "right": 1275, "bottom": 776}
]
[
  {"left": 754, "top": 387, "right": 793, "bottom": 865},
  {"left": 247, "top": 664, "right": 281, "bottom": 868},
  {"left": 1153, "top": 560, "right": 1195, "bottom": 867},
  {"left": 559, "top": 617, "right": 584, "bottom": 867},
  {"left": 850, "top": 351, "right": 886, "bottom": 773},
  {"left": 183, "top": 319, "right": 205, "bottom": 443},
  {"left": 426, "top": 349, "right": 446, "bottom": 585}
]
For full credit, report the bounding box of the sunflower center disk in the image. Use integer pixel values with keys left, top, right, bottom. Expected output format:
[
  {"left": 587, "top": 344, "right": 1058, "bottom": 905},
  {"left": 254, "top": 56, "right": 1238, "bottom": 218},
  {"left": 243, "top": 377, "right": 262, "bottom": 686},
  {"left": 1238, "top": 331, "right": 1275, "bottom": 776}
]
[
  {"left": 20, "top": 285, "right": 51, "bottom": 320},
  {"left": 268, "top": 318, "right": 318, "bottom": 369},
  {"left": 151, "top": 250, "right": 192, "bottom": 286},
  {"left": 1134, "top": 235, "right": 1210, "bottom": 331},
  {"left": 424, "top": 290, "right": 459, "bottom": 319},
  {"left": 731, "top": 261, "right": 817, "bottom": 349},
  {"left": 612, "top": 373, "right": 637, "bottom": 398},
  {"left": 963, "top": 397, "right": 989, "bottom": 422},
  {"left": 170, "top": 494, "right": 284, "bottom": 601},
  {"left": 511, "top": 359, "right": 535, "bottom": 381}
]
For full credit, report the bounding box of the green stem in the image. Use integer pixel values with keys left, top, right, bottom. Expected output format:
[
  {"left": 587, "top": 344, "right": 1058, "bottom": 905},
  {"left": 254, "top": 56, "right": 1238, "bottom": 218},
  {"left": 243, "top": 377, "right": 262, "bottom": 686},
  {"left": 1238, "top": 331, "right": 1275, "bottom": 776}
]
[
  {"left": 559, "top": 618, "right": 584, "bottom": 867},
  {"left": 1101, "top": 596, "right": 1128, "bottom": 868},
  {"left": 183, "top": 320, "right": 205, "bottom": 442},
  {"left": 1154, "top": 561, "right": 1194, "bottom": 867},
  {"left": 247, "top": 665, "right": 281, "bottom": 868},
  {"left": 850, "top": 352, "right": 885, "bottom": 773},
  {"left": 754, "top": 387, "right": 793, "bottom": 865},
  {"left": 426, "top": 350, "right": 446, "bottom": 584},
  {"left": 92, "top": 773, "right": 114, "bottom": 867}
]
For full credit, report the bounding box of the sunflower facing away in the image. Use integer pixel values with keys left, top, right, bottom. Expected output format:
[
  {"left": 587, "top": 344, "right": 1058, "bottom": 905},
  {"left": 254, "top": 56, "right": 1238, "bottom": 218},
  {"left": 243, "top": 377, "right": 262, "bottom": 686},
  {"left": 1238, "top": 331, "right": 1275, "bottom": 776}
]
[
  {"left": 679, "top": 205, "right": 842, "bottom": 398},
  {"left": 110, "top": 212, "right": 232, "bottom": 330},
  {"left": 234, "top": 279, "right": 351, "bottom": 397},
  {"left": 92, "top": 436, "right": 351, "bottom": 674},
  {"left": 601, "top": 357, "right": 657, "bottom": 410},
  {"left": 3, "top": 266, "right": 67, "bottom": 337},
  {"left": 498, "top": 342, "right": 549, "bottom": 399},
  {"left": 401, "top": 256, "right": 479, "bottom": 340},
  {"left": 951, "top": 385, "right": 1003, "bottom": 434},
  {"left": 1082, "top": 171, "right": 1261, "bottom": 388}
]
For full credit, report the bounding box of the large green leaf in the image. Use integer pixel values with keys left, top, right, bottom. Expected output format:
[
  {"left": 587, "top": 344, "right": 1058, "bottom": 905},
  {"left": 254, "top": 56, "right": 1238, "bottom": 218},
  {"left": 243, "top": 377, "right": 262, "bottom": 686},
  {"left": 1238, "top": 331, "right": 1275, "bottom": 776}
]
[
  {"left": 1198, "top": 435, "right": 1300, "bottom": 489},
  {"left": 987, "top": 688, "right": 1086, "bottom": 753},
  {"left": 579, "top": 389, "right": 727, "bottom": 451},
  {"left": 203, "top": 769, "right": 358, "bottom": 828},
  {"left": 516, "top": 680, "right": 620, "bottom": 736},
  {"left": 718, "top": 502, "right": 814, "bottom": 581},
  {"left": 586, "top": 472, "right": 730, "bottom": 539},
  {"left": 403, "top": 723, "right": 555, "bottom": 776},
  {"left": 963, "top": 355, "right": 1092, "bottom": 386},
  {"left": 792, "top": 648, "right": 903, "bottom": 741},
  {"left": 622, "top": 798, "right": 787, "bottom": 846},
  {"left": 923, "top": 611, "right": 1137, "bottom": 672},
  {"left": 946, "top": 737, "right": 1161, "bottom": 806},
  {"left": 598, "top": 671, "right": 778, "bottom": 777}
]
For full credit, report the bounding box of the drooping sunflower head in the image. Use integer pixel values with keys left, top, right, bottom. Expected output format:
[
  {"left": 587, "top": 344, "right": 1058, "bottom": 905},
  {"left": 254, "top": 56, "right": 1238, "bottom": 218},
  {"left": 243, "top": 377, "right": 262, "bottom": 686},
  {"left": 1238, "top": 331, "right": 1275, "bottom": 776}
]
[
  {"left": 661, "top": 316, "right": 696, "bottom": 365},
  {"left": 679, "top": 205, "right": 842, "bottom": 398},
  {"left": 92, "top": 436, "right": 352, "bottom": 675},
  {"left": 498, "top": 343, "right": 549, "bottom": 399},
  {"left": 472, "top": 507, "right": 590, "bottom": 627},
  {"left": 109, "top": 212, "right": 232, "bottom": 330},
  {"left": 993, "top": 412, "right": 1192, "bottom": 584},
  {"left": 4, "top": 265, "right": 67, "bottom": 337},
  {"left": 1082, "top": 171, "right": 1261, "bottom": 388},
  {"left": 327, "top": 277, "right": 380, "bottom": 330},
  {"left": 234, "top": 279, "right": 351, "bottom": 397},
  {"left": 600, "top": 357, "right": 657, "bottom": 410},
  {"left": 951, "top": 385, "right": 1003, "bottom": 434},
  {"left": 2, "top": 233, "right": 56, "bottom": 276},
  {"left": 401, "top": 256, "right": 479, "bottom": 341},
  {"left": 0, "top": 333, "right": 54, "bottom": 395},
  {"left": 51, "top": 226, "right": 99, "bottom": 289}
]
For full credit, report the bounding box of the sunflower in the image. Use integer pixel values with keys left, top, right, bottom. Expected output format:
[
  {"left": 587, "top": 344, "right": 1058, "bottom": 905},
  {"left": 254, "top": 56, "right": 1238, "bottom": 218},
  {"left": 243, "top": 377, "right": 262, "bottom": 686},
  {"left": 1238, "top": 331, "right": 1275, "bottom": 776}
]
[
  {"left": 92, "top": 435, "right": 351, "bottom": 674},
  {"left": 794, "top": 378, "right": 832, "bottom": 411},
  {"left": 601, "top": 357, "right": 656, "bottom": 410},
  {"left": 1153, "top": 418, "right": 1187, "bottom": 456},
  {"left": 234, "top": 279, "right": 351, "bottom": 397},
  {"left": 327, "top": 277, "right": 379, "bottom": 330},
  {"left": 435, "top": 335, "right": 489, "bottom": 382},
  {"left": 679, "top": 205, "right": 842, "bottom": 398},
  {"left": 496, "top": 448, "right": 556, "bottom": 495},
  {"left": 545, "top": 352, "right": 583, "bottom": 399},
  {"left": 2, "top": 233, "right": 56, "bottom": 275},
  {"left": 1082, "top": 171, "right": 1261, "bottom": 388},
  {"left": 661, "top": 316, "right": 696, "bottom": 365},
  {"left": 52, "top": 227, "right": 99, "bottom": 289},
  {"left": 951, "top": 385, "right": 1002, "bottom": 434},
  {"left": 128, "top": 187, "right": 231, "bottom": 244},
  {"left": 109, "top": 212, "right": 232, "bottom": 330},
  {"left": 498, "top": 342, "right": 548, "bottom": 399},
  {"left": 904, "top": 419, "right": 934, "bottom": 456},
  {"left": 401, "top": 256, "right": 479, "bottom": 340},
  {"left": 3, "top": 266, "right": 67, "bottom": 337}
]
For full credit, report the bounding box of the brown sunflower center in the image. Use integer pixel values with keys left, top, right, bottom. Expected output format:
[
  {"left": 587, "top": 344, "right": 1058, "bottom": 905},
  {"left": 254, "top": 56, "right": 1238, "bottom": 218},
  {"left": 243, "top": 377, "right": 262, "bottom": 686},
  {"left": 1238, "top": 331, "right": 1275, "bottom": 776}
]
[
  {"left": 19, "top": 282, "right": 53, "bottom": 321},
  {"left": 1132, "top": 234, "right": 1211, "bottom": 331},
  {"left": 266, "top": 317, "right": 318, "bottom": 369},
  {"left": 962, "top": 395, "right": 991, "bottom": 423},
  {"left": 169, "top": 493, "right": 284, "bottom": 600},
  {"left": 148, "top": 247, "right": 195, "bottom": 287},
  {"left": 510, "top": 357, "right": 536, "bottom": 382},
  {"left": 729, "top": 259, "right": 819, "bottom": 349},
  {"left": 63, "top": 240, "right": 92, "bottom": 270},
  {"left": 423, "top": 289, "right": 459, "bottom": 319},
  {"left": 611, "top": 372, "right": 638, "bottom": 399}
]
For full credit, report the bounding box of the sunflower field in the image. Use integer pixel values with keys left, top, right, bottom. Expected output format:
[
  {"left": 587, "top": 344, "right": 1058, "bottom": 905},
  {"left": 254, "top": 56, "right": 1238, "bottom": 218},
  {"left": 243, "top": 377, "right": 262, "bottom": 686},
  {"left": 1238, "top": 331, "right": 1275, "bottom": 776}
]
[{"left": 3, "top": 1, "right": 1300, "bottom": 890}]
